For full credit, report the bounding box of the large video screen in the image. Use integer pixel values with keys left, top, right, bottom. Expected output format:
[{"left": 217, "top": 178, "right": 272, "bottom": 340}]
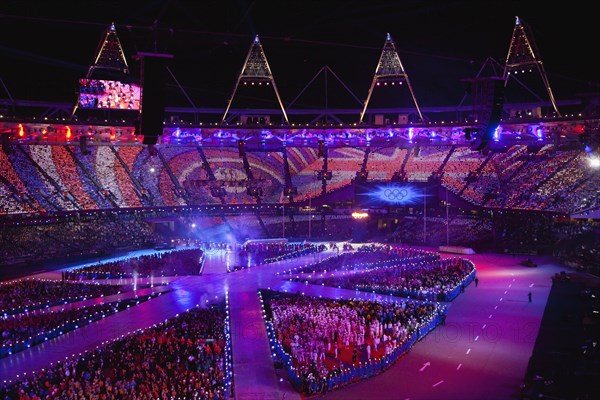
[
  {"left": 355, "top": 181, "right": 438, "bottom": 207},
  {"left": 78, "top": 79, "right": 141, "bottom": 110}
]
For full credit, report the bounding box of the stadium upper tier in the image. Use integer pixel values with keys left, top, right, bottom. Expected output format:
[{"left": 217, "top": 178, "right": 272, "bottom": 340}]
[{"left": 1, "top": 117, "right": 599, "bottom": 217}]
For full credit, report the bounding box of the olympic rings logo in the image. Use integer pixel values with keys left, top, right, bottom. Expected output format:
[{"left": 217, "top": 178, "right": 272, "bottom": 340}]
[{"left": 383, "top": 188, "right": 408, "bottom": 201}]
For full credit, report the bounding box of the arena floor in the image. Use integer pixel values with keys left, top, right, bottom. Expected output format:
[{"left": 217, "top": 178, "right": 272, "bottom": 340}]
[{"left": 0, "top": 245, "right": 565, "bottom": 400}]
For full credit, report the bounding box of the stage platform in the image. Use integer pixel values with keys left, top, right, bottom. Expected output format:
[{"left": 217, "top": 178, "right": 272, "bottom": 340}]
[{"left": 439, "top": 245, "right": 476, "bottom": 254}]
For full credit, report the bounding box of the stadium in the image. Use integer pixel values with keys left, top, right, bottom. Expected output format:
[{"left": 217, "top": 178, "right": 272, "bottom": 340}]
[{"left": 0, "top": 2, "right": 598, "bottom": 399}]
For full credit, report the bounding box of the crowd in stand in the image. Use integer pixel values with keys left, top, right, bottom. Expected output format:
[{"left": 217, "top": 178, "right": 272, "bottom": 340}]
[
  {"left": 1, "top": 138, "right": 599, "bottom": 274},
  {"left": 4, "top": 145, "right": 65, "bottom": 212},
  {"left": 131, "top": 147, "right": 163, "bottom": 205},
  {"left": 27, "top": 146, "right": 79, "bottom": 211},
  {"left": 156, "top": 146, "right": 198, "bottom": 206},
  {"left": 223, "top": 216, "right": 265, "bottom": 240},
  {"left": 0, "top": 150, "right": 39, "bottom": 214},
  {"left": 493, "top": 212, "right": 556, "bottom": 255},
  {"left": 0, "top": 279, "right": 126, "bottom": 315},
  {"left": 389, "top": 215, "right": 494, "bottom": 248},
  {"left": 261, "top": 214, "right": 354, "bottom": 240},
  {"left": 94, "top": 146, "right": 131, "bottom": 208},
  {"left": 4, "top": 142, "right": 599, "bottom": 217},
  {"left": 66, "top": 248, "right": 204, "bottom": 279},
  {"left": 111, "top": 150, "right": 144, "bottom": 209},
  {"left": 0, "top": 212, "right": 161, "bottom": 267},
  {"left": 0, "top": 306, "right": 227, "bottom": 400},
  {"left": 262, "top": 290, "right": 441, "bottom": 395},
  {"left": 553, "top": 219, "right": 600, "bottom": 276},
  {"left": 488, "top": 145, "right": 555, "bottom": 209},
  {"left": 50, "top": 145, "right": 99, "bottom": 210},
  {"left": 405, "top": 146, "right": 452, "bottom": 182},
  {"left": 0, "top": 208, "right": 592, "bottom": 277},
  {"left": 70, "top": 145, "right": 115, "bottom": 208}
]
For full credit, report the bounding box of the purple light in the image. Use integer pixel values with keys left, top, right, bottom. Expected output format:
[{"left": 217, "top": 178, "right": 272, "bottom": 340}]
[{"left": 536, "top": 127, "right": 543, "bottom": 140}]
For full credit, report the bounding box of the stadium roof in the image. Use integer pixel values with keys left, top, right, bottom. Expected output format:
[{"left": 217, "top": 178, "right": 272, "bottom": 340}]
[{"left": 1, "top": 1, "right": 598, "bottom": 112}]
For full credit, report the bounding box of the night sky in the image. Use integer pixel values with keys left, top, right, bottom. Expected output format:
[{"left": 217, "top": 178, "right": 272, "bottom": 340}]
[{"left": 1, "top": 1, "right": 598, "bottom": 111}]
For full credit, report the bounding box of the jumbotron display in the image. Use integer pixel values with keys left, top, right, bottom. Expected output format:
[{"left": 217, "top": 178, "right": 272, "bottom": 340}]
[
  {"left": 355, "top": 182, "right": 438, "bottom": 207},
  {"left": 78, "top": 79, "right": 141, "bottom": 110}
]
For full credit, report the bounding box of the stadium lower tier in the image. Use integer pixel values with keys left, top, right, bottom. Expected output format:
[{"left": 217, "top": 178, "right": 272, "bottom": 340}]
[{"left": 1, "top": 209, "right": 598, "bottom": 278}]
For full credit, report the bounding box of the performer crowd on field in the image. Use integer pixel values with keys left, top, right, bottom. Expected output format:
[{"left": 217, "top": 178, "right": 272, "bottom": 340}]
[
  {"left": 263, "top": 290, "right": 443, "bottom": 395},
  {"left": 0, "top": 306, "right": 227, "bottom": 400}
]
